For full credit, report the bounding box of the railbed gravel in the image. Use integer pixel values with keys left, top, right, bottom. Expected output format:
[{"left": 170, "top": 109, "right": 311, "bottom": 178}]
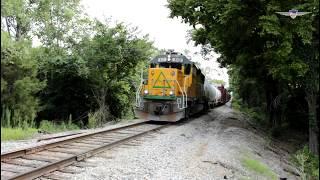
[
  {"left": 1, "top": 106, "right": 299, "bottom": 179},
  {"left": 70, "top": 105, "right": 298, "bottom": 179}
]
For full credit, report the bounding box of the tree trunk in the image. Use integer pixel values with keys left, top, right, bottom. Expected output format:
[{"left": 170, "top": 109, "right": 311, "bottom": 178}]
[
  {"left": 5, "top": 17, "right": 11, "bottom": 37},
  {"left": 306, "top": 93, "right": 319, "bottom": 155},
  {"left": 265, "top": 78, "right": 280, "bottom": 127}
]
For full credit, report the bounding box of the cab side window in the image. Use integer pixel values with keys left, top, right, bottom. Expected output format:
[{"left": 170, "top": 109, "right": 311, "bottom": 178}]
[
  {"left": 184, "top": 64, "right": 191, "bottom": 75},
  {"left": 196, "top": 69, "right": 199, "bottom": 75},
  {"left": 192, "top": 67, "right": 197, "bottom": 75},
  {"left": 150, "top": 63, "right": 156, "bottom": 68},
  {"left": 201, "top": 74, "right": 205, "bottom": 83}
]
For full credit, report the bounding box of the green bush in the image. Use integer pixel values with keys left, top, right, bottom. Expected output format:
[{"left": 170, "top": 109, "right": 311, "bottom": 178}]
[
  {"left": 231, "top": 98, "right": 241, "bottom": 110},
  {"left": 39, "top": 120, "right": 79, "bottom": 133},
  {"left": 1, "top": 32, "right": 45, "bottom": 128},
  {"left": 292, "top": 146, "right": 319, "bottom": 180},
  {"left": 88, "top": 112, "right": 98, "bottom": 128}
]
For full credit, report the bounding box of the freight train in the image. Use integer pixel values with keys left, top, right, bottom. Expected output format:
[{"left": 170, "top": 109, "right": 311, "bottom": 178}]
[{"left": 135, "top": 50, "right": 230, "bottom": 122}]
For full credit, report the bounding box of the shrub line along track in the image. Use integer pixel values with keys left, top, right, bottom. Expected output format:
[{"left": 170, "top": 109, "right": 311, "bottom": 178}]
[{"left": 1, "top": 121, "right": 169, "bottom": 180}]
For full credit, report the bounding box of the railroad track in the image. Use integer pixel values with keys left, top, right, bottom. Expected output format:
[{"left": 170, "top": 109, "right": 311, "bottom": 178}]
[{"left": 1, "top": 121, "right": 169, "bottom": 180}]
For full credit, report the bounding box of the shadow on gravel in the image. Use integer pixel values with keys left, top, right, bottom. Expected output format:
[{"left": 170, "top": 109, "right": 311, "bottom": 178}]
[
  {"left": 145, "top": 121, "right": 169, "bottom": 125},
  {"left": 171, "top": 110, "right": 212, "bottom": 126}
]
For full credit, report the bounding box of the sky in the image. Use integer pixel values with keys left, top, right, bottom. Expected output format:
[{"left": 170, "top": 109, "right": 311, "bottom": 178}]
[{"left": 81, "top": 0, "right": 229, "bottom": 86}]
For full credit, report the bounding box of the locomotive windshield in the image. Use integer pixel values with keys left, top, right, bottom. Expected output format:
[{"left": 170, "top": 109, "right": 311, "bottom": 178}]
[
  {"left": 158, "top": 62, "right": 182, "bottom": 69},
  {"left": 170, "top": 63, "right": 182, "bottom": 69}
]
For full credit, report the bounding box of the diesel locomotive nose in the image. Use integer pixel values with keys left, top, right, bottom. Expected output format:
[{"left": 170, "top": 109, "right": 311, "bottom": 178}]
[{"left": 135, "top": 50, "right": 231, "bottom": 122}]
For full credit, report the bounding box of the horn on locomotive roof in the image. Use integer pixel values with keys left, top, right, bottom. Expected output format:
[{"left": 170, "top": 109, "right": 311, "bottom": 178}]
[
  {"left": 166, "top": 49, "right": 175, "bottom": 54},
  {"left": 165, "top": 49, "right": 183, "bottom": 55}
]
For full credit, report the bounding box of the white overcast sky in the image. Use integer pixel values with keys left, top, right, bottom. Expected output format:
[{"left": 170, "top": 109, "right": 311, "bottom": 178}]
[{"left": 81, "top": 0, "right": 229, "bottom": 86}]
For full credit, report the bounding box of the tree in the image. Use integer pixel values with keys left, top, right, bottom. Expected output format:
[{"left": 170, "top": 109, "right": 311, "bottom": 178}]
[
  {"left": 1, "top": 31, "right": 45, "bottom": 127},
  {"left": 74, "top": 21, "right": 155, "bottom": 119},
  {"left": 36, "top": 20, "right": 156, "bottom": 126},
  {"left": 1, "top": 0, "right": 34, "bottom": 40},
  {"left": 32, "top": 0, "right": 92, "bottom": 49},
  {"left": 1, "top": 0, "right": 91, "bottom": 48},
  {"left": 168, "top": 0, "right": 319, "bottom": 154}
]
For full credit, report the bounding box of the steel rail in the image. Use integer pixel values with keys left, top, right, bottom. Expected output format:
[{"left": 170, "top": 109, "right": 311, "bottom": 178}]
[
  {"left": 1, "top": 120, "right": 150, "bottom": 161},
  {"left": 37, "top": 132, "right": 84, "bottom": 142},
  {"left": 7, "top": 123, "right": 168, "bottom": 180}
]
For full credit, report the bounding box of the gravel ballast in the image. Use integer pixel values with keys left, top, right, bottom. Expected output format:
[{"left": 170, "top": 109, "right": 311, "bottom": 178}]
[
  {"left": 70, "top": 105, "right": 299, "bottom": 179},
  {"left": 1, "top": 106, "right": 300, "bottom": 179}
]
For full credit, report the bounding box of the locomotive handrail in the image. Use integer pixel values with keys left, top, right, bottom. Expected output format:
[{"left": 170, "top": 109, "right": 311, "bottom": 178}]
[
  {"left": 183, "top": 75, "right": 191, "bottom": 108},
  {"left": 175, "top": 79, "right": 186, "bottom": 109}
]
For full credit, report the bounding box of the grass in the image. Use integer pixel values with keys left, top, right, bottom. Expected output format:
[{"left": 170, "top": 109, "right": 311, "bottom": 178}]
[
  {"left": 239, "top": 177, "right": 251, "bottom": 180},
  {"left": 1, "top": 127, "right": 38, "bottom": 141},
  {"left": 1, "top": 120, "right": 80, "bottom": 141},
  {"left": 241, "top": 155, "right": 277, "bottom": 180},
  {"left": 39, "top": 120, "right": 79, "bottom": 133}
]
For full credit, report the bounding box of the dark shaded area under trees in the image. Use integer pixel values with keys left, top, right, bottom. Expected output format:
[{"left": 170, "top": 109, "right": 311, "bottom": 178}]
[{"left": 167, "top": 0, "right": 319, "bottom": 156}]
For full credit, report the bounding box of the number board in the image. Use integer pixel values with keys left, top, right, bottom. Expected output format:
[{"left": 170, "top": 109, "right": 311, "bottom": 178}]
[
  {"left": 157, "top": 57, "right": 167, "bottom": 62},
  {"left": 157, "top": 57, "right": 183, "bottom": 63},
  {"left": 171, "top": 57, "right": 183, "bottom": 62}
]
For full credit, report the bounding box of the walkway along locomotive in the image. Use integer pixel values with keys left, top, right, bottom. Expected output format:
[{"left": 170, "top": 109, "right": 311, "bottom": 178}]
[{"left": 135, "top": 50, "right": 230, "bottom": 122}]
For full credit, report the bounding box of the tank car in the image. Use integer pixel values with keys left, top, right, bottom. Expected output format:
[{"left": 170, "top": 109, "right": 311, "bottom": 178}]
[{"left": 204, "top": 80, "right": 222, "bottom": 108}]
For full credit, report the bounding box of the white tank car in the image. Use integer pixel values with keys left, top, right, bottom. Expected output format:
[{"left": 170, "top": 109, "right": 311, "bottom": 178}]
[{"left": 204, "top": 80, "right": 221, "bottom": 108}]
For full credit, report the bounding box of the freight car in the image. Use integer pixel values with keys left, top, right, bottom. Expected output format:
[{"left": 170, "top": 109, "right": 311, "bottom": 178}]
[
  {"left": 135, "top": 50, "right": 230, "bottom": 122},
  {"left": 218, "top": 85, "right": 231, "bottom": 105},
  {"left": 204, "top": 80, "right": 221, "bottom": 108}
]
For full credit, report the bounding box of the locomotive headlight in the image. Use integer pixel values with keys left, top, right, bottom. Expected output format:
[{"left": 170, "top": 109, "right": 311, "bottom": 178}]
[
  {"left": 169, "top": 90, "right": 174, "bottom": 96},
  {"left": 144, "top": 90, "right": 149, "bottom": 95}
]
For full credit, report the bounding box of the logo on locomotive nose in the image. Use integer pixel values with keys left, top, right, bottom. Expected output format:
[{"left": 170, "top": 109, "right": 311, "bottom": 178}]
[{"left": 153, "top": 71, "right": 171, "bottom": 88}]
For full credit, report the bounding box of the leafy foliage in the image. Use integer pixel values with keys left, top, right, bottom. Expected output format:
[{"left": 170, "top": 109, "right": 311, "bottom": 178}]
[
  {"left": 293, "top": 146, "right": 319, "bottom": 180},
  {"left": 36, "top": 21, "right": 155, "bottom": 126},
  {"left": 39, "top": 120, "right": 79, "bottom": 133},
  {"left": 1, "top": 0, "right": 156, "bottom": 130},
  {"left": 1, "top": 31, "right": 45, "bottom": 127},
  {"left": 168, "top": 0, "right": 319, "bottom": 154}
]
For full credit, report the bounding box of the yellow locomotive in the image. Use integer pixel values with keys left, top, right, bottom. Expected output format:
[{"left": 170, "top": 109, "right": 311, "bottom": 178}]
[{"left": 135, "top": 50, "right": 207, "bottom": 122}]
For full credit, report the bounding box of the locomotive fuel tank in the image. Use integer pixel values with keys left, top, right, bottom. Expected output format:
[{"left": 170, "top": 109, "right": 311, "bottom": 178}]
[{"left": 204, "top": 80, "right": 221, "bottom": 108}]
